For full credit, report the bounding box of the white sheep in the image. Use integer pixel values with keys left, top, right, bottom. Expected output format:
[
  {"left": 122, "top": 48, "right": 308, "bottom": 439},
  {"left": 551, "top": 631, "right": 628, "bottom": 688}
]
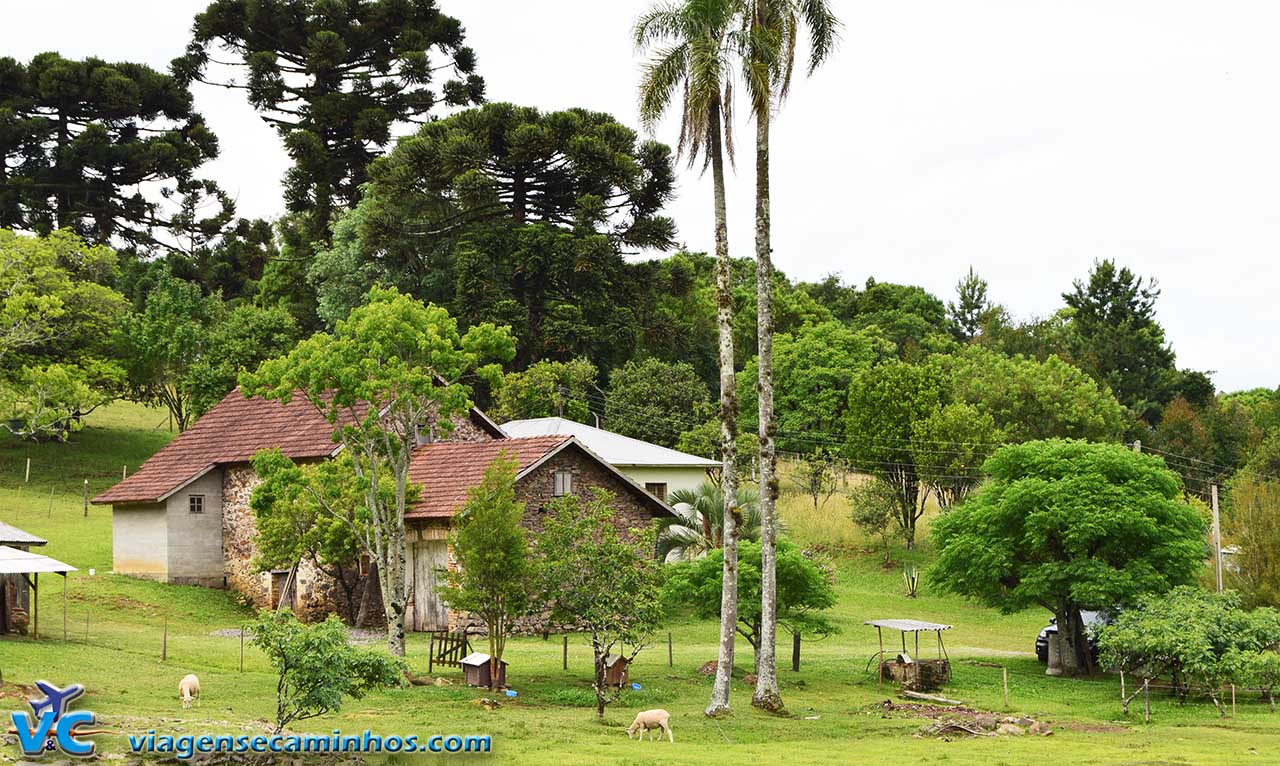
[
  {"left": 626, "top": 709, "right": 673, "bottom": 743},
  {"left": 178, "top": 674, "right": 201, "bottom": 709}
]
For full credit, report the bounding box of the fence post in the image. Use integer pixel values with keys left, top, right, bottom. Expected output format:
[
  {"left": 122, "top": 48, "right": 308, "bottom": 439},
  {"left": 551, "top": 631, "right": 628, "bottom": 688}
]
[
  {"left": 240, "top": 627, "right": 245, "bottom": 672},
  {"left": 668, "top": 632, "right": 674, "bottom": 668},
  {"left": 1002, "top": 667, "right": 1009, "bottom": 709},
  {"left": 792, "top": 632, "right": 801, "bottom": 672},
  {"left": 82, "top": 480, "right": 89, "bottom": 517},
  {"left": 1232, "top": 684, "right": 1237, "bottom": 718},
  {"left": 563, "top": 635, "right": 569, "bottom": 671},
  {"left": 161, "top": 615, "right": 168, "bottom": 661},
  {"left": 25, "top": 458, "right": 31, "bottom": 483},
  {"left": 1143, "top": 679, "right": 1150, "bottom": 723}
]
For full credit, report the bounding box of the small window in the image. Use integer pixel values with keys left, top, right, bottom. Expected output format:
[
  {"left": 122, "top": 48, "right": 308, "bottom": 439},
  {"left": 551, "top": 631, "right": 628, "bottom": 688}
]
[
  {"left": 553, "top": 470, "right": 573, "bottom": 497},
  {"left": 644, "top": 482, "right": 668, "bottom": 501},
  {"left": 188, "top": 495, "right": 204, "bottom": 514}
]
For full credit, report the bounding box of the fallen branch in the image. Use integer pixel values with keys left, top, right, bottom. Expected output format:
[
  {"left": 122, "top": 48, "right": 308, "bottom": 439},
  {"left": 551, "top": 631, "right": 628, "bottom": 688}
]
[{"left": 900, "top": 690, "right": 965, "bottom": 706}]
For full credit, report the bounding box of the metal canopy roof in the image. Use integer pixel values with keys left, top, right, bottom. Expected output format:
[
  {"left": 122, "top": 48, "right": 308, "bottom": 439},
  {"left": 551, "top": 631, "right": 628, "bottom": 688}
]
[
  {"left": 500, "top": 417, "right": 721, "bottom": 468},
  {"left": 864, "top": 619, "right": 952, "bottom": 633},
  {"left": 0, "top": 520, "right": 47, "bottom": 547},
  {"left": 0, "top": 545, "right": 76, "bottom": 575}
]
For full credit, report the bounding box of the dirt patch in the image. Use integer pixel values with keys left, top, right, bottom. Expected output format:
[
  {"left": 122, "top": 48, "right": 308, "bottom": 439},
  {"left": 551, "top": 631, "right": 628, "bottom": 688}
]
[{"left": 1052, "top": 720, "right": 1128, "bottom": 734}]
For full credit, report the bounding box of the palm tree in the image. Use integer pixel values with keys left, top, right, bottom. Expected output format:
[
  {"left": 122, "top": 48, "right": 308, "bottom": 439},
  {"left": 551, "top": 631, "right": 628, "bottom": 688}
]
[
  {"left": 635, "top": 0, "right": 745, "bottom": 717},
  {"left": 659, "top": 482, "right": 762, "bottom": 562},
  {"left": 740, "top": 0, "right": 840, "bottom": 713}
]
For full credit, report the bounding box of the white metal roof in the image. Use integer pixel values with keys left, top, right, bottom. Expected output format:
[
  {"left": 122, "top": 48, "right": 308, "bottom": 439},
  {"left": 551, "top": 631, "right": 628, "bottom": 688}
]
[
  {"left": 0, "top": 520, "right": 47, "bottom": 546},
  {"left": 0, "top": 545, "right": 76, "bottom": 575},
  {"left": 865, "top": 619, "right": 952, "bottom": 632},
  {"left": 499, "top": 417, "right": 719, "bottom": 469}
]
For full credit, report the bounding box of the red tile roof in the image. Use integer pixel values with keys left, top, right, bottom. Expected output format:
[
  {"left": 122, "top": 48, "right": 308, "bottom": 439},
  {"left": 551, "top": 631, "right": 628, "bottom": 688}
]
[
  {"left": 406, "top": 436, "right": 571, "bottom": 519},
  {"left": 93, "top": 390, "right": 347, "bottom": 505}
]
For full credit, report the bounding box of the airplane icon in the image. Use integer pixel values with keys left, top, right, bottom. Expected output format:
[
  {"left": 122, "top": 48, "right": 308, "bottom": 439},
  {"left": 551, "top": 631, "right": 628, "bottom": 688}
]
[{"left": 28, "top": 681, "right": 86, "bottom": 721}]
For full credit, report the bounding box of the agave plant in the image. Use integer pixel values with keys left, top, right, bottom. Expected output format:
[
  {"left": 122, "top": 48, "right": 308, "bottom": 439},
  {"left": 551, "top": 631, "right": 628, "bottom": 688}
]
[{"left": 658, "top": 482, "right": 764, "bottom": 562}]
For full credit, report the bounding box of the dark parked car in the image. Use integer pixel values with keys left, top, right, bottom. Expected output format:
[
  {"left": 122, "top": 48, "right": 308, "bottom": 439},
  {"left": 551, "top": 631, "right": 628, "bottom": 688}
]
[{"left": 1034, "top": 610, "right": 1114, "bottom": 663}]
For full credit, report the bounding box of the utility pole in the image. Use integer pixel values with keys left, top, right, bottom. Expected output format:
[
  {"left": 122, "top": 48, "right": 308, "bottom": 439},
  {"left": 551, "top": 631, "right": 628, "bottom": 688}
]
[{"left": 1211, "top": 483, "right": 1223, "bottom": 593}]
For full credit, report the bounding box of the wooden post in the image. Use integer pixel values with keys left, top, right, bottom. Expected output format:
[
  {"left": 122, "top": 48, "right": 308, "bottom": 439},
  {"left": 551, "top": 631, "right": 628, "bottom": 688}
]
[
  {"left": 667, "top": 631, "right": 673, "bottom": 668},
  {"left": 162, "top": 615, "right": 168, "bottom": 661},
  {"left": 33, "top": 573, "right": 38, "bottom": 640},
  {"left": 1002, "top": 666, "right": 1009, "bottom": 709},
  {"left": 84, "top": 612, "right": 89, "bottom": 642},
  {"left": 122, "top": 465, "right": 127, "bottom": 481},
  {"left": 25, "top": 457, "right": 31, "bottom": 483},
  {"left": 1212, "top": 484, "right": 1223, "bottom": 593},
  {"left": 240, "top": 627, "right": 245, "bottom": 672},
  {"left": 1143, "top": 679, "right": 1150, "bottom": 723},
  {"left": 877, "top": 627, "right": 885, "bottom": 688},
  {"left": 562, "top": 635, "right": 568, "bottom": 671},
  {"left": 792, "top": 632, "right": 801, "bottom": 672},
  {"left": 1232, "top": 684, "right": 1237, "bottom": 718},
  {"left": 47, "top": 485, "right": 54, "bottom": 517},
  {"left": 62, "top": 575, "right": 67, "bottom": 641},
  {"left": 427, "top": 632, "right": 435, "bottom": 674},
  {"left": 83, "top": 479, "right": 89, "bottom": 517}
]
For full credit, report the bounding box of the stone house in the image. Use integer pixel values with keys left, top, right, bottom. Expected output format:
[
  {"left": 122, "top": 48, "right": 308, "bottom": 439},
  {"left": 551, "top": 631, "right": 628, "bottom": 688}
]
[{"left": 93, "top": 389, "right": 673, "bottom": 630}]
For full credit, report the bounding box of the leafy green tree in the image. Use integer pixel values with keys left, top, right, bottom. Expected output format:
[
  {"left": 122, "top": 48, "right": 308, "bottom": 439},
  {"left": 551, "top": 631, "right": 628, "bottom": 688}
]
[
  {"left": 664, "top": 539, "right": 837, "bottom": 671},
  {"left": 910, "top": 402, "right": 999, "bottom": 511},
  {"left": 440, "top": 456, "right": 535, "bottom": 689},
  {"left": 249, "top": 611, "right": 406, "bottom": 734},
  {"left": 0, "top": 363, "right": 109, "bottom": 441},
  {"left": 787, "top": 449, "right": 841, "bottom": 509},
  {"left": 738, "top": 321, "right": 893, "bottom": 452},
  {"left": 176, "top": 0, "right": 483, "bottom": 252},
  {"left": 1096, "top": 587, "right": 1280, "bottom": 715},
  {"left": 0, "top": 228, "right": 128, "bottom": 375},
  {"left": 949, "top": 267, "right": 992, "bottom": 343},
  {"left": 605, "top": 358, "right": 710, "bottom": 448},
  {"left": 1225, "top": 476, "right": 1280, "bottom": 608},
  {"left": 851, "top": 280, "right": 952, "bottom": 356},
  {"left": 635, "top": 0, "right": 744, "bottom": 715},
  {"left": 931, "top": 440, "right": 1206, "bottom": 676},
  {"left": 122, "top": 277, "right": 298, "bottom": 430},
  {"left": 250, "top": 449, "right": 369, "bottom": 623},
  {"left": 659, "top": 482, "right": 762, "bottom": 562},
  {"left": 490, "top": 357, "right": 598, "bottom": 424},
  {"left": 1064, "top": 259, "right": 1178, "bottom": 423},
  {"left": 940, "top": 347, "right": 1127, "bottom": 443},
  {"left": 536, "top": 489, "right": 664, "bottom": 717},
  {"left": 1152, "top": 396, "right": 1218, "bottom": 497},
  {"left": 0, "top": 53, "right": 226, "bottom": 253},
  {"left": 845, "top": 360, "right": 947, "bottom": 549},
  {"left": 848, "top": 476, "right": 898, "bottom": 565},
  {"left": 241, "top": 287, "right": 514, "bottom": 656}
]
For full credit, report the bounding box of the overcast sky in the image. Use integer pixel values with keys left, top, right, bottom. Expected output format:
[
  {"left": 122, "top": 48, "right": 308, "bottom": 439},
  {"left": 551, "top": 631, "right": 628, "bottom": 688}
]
[{"left": 5, "top": 1, "right": 1278, "bottom": 391}]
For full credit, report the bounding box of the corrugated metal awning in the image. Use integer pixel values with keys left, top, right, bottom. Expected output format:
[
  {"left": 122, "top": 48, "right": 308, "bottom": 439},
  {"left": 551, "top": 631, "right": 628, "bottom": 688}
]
[
  {"left": 0, "top": 520, "right": 47, "bottom": 547},
  {"left": 0, "top": 545, "right": 76, "bottom": 575},
  {"left": 864, "top": 619, "right": 952, "bottom": 632}
]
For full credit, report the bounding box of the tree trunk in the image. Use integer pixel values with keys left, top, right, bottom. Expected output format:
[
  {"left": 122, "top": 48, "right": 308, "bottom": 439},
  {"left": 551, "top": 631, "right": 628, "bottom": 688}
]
[
  {"left": 593, "top": 638, "right": 607, "bottom": 718},
  {"left": 377, "top": 527, "right": 408, "bottom": 657},
  {"left": 751, "top": 104, "right": 783, "bottom": 715},
  {"left": 1054, "top": 605, "right": 1087, "bottom": 677},
  {"left": 705, "top": 98, "right": 739, "bottom": 719}
]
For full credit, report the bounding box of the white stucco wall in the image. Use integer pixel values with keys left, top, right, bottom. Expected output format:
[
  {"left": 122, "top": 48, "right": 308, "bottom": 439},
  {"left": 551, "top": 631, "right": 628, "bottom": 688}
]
[
  {"left": 112, "top": 504, "right": 168, "bottom": 579},
  {"left": 617, "top": 466, "right": 710, "bottom": 499},
  {"left": 165, "top": 469, "right": 225, "bottom": 586}
]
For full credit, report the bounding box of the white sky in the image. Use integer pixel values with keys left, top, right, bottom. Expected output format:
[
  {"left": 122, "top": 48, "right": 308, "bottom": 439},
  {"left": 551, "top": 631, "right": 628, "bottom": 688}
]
[{"left": 5, "top": 1, "right": 1278, "bottom": 392}]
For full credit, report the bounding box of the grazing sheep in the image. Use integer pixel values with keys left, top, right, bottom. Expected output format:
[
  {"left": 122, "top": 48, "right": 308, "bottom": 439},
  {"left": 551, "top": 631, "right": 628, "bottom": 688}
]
[
  {"left": 178, "top": 674, "right": 201, "bottom": 709},
  {"left": 626, "top": 709, "right": 673, "bottom": 743}
]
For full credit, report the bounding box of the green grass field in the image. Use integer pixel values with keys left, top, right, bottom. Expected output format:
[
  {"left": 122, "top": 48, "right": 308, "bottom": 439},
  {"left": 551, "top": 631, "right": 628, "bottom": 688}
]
[{"left": 0, "top": 402, "right": 1276, "bottom": 765}]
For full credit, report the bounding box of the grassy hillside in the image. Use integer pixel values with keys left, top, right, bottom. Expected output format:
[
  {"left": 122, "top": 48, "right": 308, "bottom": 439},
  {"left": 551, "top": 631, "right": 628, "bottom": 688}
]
[{"left": 0, "top": 404, "right": 1276, "bottom": 765}]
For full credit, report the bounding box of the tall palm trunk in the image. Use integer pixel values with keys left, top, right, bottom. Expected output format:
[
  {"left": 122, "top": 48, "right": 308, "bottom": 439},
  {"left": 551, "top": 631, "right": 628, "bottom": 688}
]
[
  {"left": 751, "top": 105, "right": 784, "bottom": 713},
  {"left": 706, "top": 98, "right": 740, "bottom": 717}
]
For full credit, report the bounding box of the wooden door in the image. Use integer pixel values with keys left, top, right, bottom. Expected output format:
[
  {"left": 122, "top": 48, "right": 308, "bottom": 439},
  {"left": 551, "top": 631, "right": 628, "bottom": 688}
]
[{"left": 409, "top": 540, "right": 449, "bottom": 632}]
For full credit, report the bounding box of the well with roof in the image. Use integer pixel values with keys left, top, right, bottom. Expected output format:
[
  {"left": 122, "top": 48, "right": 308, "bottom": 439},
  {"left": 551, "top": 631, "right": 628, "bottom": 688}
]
[{"left": 865, "top": 618, "right": 953, "bottom": 691}]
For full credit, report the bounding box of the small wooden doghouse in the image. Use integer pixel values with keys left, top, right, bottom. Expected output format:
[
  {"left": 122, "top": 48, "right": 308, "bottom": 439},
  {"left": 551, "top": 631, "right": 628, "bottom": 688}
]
[
  {"left": 865, "top": 619, "right": 952, "bottom": 692},
  {"left": 461, "top": 652, "right": 508, "bottom": 688},
  {"left": 603, "top": 655, "right": 630, "bottom": 687}
]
